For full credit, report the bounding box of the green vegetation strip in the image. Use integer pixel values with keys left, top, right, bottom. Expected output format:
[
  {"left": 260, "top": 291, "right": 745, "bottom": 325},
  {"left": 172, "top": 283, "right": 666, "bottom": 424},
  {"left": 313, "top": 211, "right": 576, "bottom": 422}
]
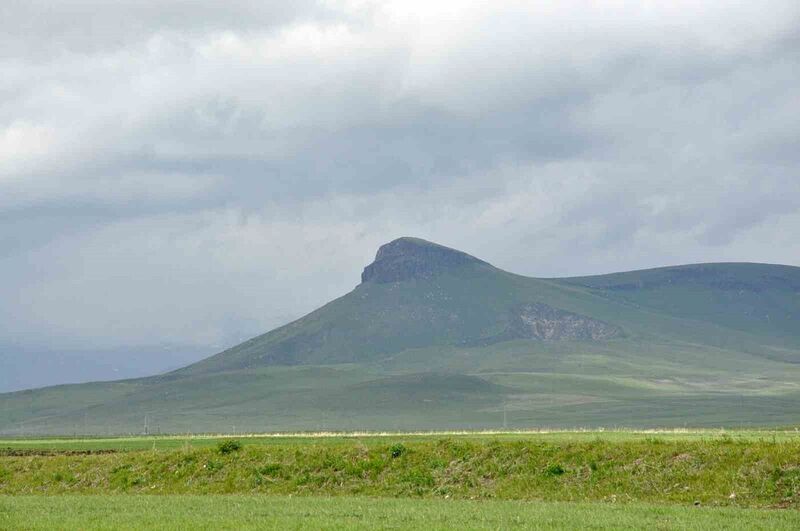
[
  {"left": 2, "top": 438, "right": 800, "bottom": 508},
  {"left": 0, "top": 495, "right": 797, "bottom": 530},
  {"left": 3, "top": 429, "right": 799, "bottom": 452}
]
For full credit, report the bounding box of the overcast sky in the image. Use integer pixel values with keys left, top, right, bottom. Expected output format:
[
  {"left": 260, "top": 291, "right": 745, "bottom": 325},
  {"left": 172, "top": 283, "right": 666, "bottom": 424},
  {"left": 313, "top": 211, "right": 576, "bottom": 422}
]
[{"left": 2, "top": 0, "right": 799, "bottom": 358}]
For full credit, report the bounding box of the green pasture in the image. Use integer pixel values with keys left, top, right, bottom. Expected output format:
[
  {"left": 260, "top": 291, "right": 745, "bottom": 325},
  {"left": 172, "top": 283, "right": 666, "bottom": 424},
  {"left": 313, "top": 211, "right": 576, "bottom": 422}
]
[{"left": 1, "top": 495, "right": 797, "bottom": 530}]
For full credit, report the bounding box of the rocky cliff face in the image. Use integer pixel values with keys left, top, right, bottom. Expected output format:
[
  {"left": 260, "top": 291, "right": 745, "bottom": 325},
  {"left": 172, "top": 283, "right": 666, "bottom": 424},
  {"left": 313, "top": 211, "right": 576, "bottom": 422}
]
[
  {"left": 361, "top": 237, "right": 489, "bottom": 284},
  {"left": 509, "top": 303, "right": 621, "bottom": 341}
]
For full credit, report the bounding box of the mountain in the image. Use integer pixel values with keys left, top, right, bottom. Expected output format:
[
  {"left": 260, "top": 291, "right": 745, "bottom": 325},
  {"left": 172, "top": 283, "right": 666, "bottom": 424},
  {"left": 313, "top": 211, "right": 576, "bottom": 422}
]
[{"left": 2, "top": 237, "right": 800, "bottom": 434}]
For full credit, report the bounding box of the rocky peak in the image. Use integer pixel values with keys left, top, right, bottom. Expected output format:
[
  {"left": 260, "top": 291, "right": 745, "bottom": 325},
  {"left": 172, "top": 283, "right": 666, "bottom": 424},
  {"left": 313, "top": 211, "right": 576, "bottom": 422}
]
[{"left": 361, "top": 237, "right": 488, "bottom": 284}]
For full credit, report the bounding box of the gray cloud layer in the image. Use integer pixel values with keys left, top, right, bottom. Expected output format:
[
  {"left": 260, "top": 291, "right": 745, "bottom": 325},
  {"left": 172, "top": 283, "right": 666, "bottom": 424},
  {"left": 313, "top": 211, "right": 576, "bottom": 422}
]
[{"left": 2, "top": 1, "right": 799, "bottom": 360}]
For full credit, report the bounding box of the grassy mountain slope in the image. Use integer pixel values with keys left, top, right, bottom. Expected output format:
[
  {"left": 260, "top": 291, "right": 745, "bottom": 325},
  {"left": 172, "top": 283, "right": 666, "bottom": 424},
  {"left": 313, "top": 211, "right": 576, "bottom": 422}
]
[
  {"left": 1, "top": 238, "right": 799, "bottom": 434},
  {"left": 563, "top": 262, "right": 800, "bottom": 337}
]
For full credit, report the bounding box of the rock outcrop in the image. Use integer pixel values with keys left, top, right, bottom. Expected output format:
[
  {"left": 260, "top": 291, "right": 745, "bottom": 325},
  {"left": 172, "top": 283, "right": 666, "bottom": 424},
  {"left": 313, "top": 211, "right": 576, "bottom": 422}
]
[
  {"left": 361, "top": 237, "right": 489, "bottom": 283},
  {"left": 509, "top": 303, "right": 622, "bottom": 341}
]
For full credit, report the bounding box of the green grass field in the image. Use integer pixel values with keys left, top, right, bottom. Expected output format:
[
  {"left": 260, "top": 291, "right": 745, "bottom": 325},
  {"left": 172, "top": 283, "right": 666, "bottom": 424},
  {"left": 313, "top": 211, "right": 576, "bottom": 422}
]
[{"left": 1, "top": 495, "right": 798, "bottom": 530}]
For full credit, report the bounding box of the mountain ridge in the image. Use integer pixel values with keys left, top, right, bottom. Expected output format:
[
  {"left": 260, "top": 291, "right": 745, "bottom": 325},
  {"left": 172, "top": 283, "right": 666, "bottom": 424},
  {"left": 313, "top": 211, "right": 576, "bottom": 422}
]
[
  {"left": 2, "top": 237, "right": 799, "bottom": 434},
  {"left": 180, "top": 238, "right": 800, "bottom": 374}
]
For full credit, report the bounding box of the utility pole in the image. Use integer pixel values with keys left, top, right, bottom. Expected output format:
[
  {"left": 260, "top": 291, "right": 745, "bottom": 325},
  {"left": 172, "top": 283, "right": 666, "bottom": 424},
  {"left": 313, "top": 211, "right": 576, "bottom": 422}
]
[{"left": 144, "top": 414, "right": 149, "bottom": 436}]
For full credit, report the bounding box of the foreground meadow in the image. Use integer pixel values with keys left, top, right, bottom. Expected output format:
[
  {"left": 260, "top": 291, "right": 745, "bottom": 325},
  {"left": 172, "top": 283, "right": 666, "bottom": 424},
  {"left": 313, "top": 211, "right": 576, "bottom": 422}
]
[{"left": 2, "top": 495, "right": 798, "bottom": 530}]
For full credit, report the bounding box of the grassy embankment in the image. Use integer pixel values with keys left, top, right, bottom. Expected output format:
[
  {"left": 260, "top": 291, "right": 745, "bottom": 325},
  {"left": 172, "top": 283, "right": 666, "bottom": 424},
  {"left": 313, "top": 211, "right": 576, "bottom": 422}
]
[{"left": 2, "top": 434, "right": 800, "bottom": 508}]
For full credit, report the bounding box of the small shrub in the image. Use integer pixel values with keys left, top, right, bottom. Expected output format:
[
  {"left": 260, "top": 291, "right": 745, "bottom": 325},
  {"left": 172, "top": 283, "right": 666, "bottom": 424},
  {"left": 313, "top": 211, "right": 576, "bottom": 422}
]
[
  {"left": 205, "top": 460, "right": 224, "bottom": 472},
  {"left": 52, "top": 470, "right": 78, "bottom": 485},
  {"left": 217, "top": 439, "right": 242, "bottom": 455},
  {"left": 545, "top": 463, "right": 565, "bottom": 476},
  {"left": 402, "top": 468, "right": 435, "bottom": 490},
  {"left": 110, "top": 468, "right": 142, "bottom": 490},
  {"left": 258, "top": 463, "right": 282, "bottom": 476},
  {"left": 390, "top": 443, "right": 407, "bottom": 459}
]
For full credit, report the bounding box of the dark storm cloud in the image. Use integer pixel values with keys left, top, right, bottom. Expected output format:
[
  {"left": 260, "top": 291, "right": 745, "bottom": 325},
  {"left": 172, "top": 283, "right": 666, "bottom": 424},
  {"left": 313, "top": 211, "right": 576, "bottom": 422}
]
[
  {"left": 139, "top": 97, "right": 598, "bottom": 203},
  {"left": 1, "top": 0, "right": 799, "bottom": 360}
]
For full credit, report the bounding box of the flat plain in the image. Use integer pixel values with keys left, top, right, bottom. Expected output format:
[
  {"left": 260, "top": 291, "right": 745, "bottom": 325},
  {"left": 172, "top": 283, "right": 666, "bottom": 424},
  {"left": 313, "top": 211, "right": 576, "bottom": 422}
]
[
  {"left": 2, "top": 495, "right": 798, "bottom": 530},
  {"left": 2, "top": 428, "right": 800, "bottom": 451}
]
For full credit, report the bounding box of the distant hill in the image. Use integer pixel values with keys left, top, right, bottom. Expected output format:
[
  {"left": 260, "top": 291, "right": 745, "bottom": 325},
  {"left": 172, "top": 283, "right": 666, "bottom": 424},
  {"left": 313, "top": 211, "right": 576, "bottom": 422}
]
[{"left": 2, "top": 237, "right": 799, "bottom": 434}]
